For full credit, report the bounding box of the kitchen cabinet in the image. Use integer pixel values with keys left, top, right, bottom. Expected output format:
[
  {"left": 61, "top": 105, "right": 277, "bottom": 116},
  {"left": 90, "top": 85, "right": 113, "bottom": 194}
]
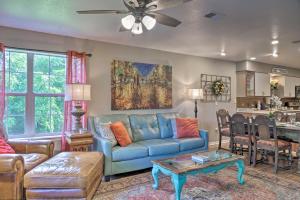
[
  {"left": 236, "top": 71, "right": 270, "bottom": 97},
  {"left": 284, "top": 76, "right": 294, "bottom": 97},
  {"left": 255, "top": 72, "right": 271, "bottom": 96},
  {"left": 276, "top": 76, "right": 300, "bottom": 97}
]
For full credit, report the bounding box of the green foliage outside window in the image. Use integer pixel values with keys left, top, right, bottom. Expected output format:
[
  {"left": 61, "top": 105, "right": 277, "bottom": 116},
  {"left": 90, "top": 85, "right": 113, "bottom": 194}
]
[{"left": 4, "top": 50, "right": 66, "bottom": 136}]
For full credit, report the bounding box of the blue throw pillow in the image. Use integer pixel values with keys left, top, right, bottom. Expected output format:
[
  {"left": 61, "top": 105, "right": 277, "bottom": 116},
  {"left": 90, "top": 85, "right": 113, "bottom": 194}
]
[
  {"left": 170, "top": 118, "right": 178, "bottom": 139},
  {"left": 157, "top": 113, "right": 179, "bottom": 138}
]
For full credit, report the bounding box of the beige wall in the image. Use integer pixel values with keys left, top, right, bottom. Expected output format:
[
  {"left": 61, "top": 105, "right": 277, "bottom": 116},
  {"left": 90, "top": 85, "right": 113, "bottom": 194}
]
[{"left": 0, "top": 26, "right": 237, "bottom": 142}]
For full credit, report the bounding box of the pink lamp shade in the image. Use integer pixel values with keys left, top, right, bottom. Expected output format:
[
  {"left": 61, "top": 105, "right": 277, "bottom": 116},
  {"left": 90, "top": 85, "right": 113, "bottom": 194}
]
[{"left": 65, "top": 84, "right": 91, "bottom": 101}]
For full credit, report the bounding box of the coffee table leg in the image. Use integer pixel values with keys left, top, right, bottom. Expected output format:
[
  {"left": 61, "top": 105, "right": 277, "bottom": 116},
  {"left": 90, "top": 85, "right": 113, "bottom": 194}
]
[
  {"left": 172, "top": 174, "right": 186, "bottom": 200},
  {"left": 235, "top": 159, "right": 245, "bottom": 185},
  {"left": 152, "top": 165, "right": 160, "bottom": 189}
]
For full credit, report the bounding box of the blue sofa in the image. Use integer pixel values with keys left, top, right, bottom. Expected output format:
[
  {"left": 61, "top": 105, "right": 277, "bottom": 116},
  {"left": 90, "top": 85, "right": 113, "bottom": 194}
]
[{"left": 88, "top": 113, "right": 209, "bottom": 180}]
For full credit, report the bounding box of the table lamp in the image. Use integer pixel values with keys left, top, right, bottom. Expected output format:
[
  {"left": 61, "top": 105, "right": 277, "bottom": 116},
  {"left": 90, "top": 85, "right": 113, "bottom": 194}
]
[
  {"left": 188, "top": 88, "right": 204, "bottom": 118},
  {"left": 65, "top": 83, "right": 91, "bottom": 131}
]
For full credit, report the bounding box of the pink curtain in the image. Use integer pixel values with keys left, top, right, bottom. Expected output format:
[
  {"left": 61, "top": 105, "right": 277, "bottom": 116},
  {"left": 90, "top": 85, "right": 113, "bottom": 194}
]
[
  {"left": 0, "top": 43, "right": 5, "bottom": 123},
  {"left": 61, "top": 51, "right": 87, "bottom": 151}
]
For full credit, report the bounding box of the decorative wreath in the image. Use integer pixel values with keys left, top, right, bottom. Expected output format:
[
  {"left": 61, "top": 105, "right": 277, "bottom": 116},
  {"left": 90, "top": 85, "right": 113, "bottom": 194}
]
[
  {"left": 270, "top": 80, "right": 279, "bottom": 90},
  {"left": 212, "top": 80, "right": 225, "bottom": 96}
]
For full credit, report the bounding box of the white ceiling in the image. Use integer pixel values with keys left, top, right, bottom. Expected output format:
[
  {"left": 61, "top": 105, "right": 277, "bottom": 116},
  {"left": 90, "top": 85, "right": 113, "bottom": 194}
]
[{"left": 0, "top": 0, "right": 300, "bottom": 68}]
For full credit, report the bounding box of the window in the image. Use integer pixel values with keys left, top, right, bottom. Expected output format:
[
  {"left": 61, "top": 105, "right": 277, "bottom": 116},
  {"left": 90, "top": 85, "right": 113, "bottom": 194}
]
[{"left": 4, "top": 49, "right": 66, "bottom": 137}]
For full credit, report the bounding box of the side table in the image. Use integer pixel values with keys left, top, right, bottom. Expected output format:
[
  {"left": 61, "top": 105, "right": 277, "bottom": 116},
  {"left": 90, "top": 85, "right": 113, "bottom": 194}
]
[{"left": 66, "top": 132, "right": 93, "bottom": 152}]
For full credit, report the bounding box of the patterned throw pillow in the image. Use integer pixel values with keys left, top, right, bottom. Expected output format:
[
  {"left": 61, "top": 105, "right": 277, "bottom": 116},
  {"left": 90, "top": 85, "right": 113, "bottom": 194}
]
[{"left": 95, "top": 122, "right": 118, "bottom": 147}]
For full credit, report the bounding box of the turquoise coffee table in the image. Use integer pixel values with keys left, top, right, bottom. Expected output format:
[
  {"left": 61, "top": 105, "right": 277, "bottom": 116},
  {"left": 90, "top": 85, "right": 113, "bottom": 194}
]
[{"left": 152, "top": 150, "right": 245, "bottom": 200}]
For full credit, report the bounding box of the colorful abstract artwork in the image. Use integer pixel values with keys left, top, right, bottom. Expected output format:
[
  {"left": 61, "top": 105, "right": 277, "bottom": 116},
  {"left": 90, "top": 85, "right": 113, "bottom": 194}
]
[{"left": 111, "top": 60, "right": 172, "bottom": 110}]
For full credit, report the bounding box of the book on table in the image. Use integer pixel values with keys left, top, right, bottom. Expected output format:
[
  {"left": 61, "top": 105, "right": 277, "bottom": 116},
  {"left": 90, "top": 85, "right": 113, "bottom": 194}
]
[{"left": 192, "top": 155, "right": 209, "bottom": 164}]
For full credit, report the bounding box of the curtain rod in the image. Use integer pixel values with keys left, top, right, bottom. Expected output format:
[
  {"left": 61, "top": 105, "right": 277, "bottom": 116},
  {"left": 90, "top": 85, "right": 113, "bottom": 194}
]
[{"left": 5, "top": 46, "right": 92, "bottom": 57}]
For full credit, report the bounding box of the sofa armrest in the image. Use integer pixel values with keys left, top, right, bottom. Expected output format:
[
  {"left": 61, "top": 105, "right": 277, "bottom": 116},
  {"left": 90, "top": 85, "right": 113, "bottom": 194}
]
[
  {"left": 0, "top": 154, "right": 25, "bottom": 200},
  {"left": 200, "top": 129, "right": 209, "bottom": 150},
  {"left": 93, "top": 134, "right": 113, "bottom": 159},
  {"left": 0, "top": 154, "right": 24, "bottom": 173},
  {"left": 8, "top": 140, "right": 54, "bottom": 158},
  {"left": 88, "top": 117, "right": 113, "bottom": 159}
]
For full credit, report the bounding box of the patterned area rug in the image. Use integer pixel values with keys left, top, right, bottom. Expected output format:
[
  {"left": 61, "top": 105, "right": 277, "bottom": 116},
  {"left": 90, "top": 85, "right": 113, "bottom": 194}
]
[{"left": 94, "top": 167, "right": 300, "bottom": 200}]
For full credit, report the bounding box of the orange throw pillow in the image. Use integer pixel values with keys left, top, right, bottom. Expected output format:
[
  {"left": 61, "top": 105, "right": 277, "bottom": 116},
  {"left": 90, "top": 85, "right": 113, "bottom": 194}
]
[
  {"left": 175, "top": 118, "right": 199, "bottom": 139},
  {"left": 110, "top": 121, "right": 132, "bottom": 147}
]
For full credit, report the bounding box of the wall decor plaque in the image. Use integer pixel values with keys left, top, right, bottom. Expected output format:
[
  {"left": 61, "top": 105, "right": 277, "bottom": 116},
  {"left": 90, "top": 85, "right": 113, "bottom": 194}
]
[{"left": 200, "top": 74, "right": 231, "bottom": 102}]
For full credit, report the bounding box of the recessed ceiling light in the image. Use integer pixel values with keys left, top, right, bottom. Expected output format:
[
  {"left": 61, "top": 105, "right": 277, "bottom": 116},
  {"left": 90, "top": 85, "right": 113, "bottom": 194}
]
[
  {"left": 250, "top": 57, "right": 256, "bottom": 60},
  {"left": 272, "top": 52, "right": 279, "bottom": 57},
  {"left": 221, "top": 52, "right": 226, "bottom": 56},
  {"left": 271, "top": 40, "right": 279, "bottom": 45}
]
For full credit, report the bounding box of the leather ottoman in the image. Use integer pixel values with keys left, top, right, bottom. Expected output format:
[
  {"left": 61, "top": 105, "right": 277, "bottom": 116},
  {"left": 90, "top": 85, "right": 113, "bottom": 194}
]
[{"left": 24, "top": 152, "right": 103, "bottom": 200}]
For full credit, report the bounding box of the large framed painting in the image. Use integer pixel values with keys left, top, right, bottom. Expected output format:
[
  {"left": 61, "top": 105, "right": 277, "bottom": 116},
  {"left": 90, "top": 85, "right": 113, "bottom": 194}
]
[{"left": 111, "top": 60, "right": 172, "bottom": 110}]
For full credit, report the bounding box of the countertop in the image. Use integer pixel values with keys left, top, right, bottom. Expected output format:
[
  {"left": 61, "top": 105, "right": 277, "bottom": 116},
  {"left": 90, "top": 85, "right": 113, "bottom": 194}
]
[{"left": 236, "top": 108, "right": 300, "bottom": 115}]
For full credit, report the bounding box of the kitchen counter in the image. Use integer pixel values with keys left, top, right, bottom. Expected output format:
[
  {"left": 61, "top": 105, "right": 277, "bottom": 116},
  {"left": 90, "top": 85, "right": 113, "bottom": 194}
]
[{"left": 236, "top": 108, "right": 300, "bottom": 116}]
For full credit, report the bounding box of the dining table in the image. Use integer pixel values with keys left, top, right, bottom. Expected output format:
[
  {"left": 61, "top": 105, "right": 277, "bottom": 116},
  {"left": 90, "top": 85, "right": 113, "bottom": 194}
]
[{"left": 276, "top": 122, "right": 300, "bottom": 173}]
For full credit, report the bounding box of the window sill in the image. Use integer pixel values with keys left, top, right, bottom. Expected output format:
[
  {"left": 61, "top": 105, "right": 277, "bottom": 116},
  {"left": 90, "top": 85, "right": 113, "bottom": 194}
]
[{"left": 9, "top": 134, "right": 62, "bottom": 141}]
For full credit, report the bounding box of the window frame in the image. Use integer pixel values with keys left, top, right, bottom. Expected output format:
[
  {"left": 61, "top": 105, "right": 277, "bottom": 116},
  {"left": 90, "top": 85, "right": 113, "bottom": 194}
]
[{"left": 5, "top": 49, "right": 66, "bottom": 138}]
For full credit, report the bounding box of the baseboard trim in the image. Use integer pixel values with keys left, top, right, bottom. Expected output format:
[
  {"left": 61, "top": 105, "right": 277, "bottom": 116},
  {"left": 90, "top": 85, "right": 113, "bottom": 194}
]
[{"left": 209, "top": 139, "right": 230, "bottom": 146}]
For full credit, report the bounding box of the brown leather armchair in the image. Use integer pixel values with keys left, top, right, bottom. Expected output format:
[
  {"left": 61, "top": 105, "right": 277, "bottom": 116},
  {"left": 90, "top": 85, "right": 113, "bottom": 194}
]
[{"left": 0, "top": 140, "right": 54, "bottom": 200}]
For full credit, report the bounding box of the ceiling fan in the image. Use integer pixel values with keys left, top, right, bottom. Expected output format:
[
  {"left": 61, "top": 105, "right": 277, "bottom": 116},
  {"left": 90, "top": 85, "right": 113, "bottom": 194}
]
[{"left": 76, "top": 0, "right": 193, "bottom": 35}]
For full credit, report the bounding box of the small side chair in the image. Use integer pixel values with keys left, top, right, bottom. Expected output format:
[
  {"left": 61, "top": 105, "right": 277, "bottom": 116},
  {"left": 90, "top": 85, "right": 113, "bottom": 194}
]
[{"left": 216, "top": 109, "right": 231, "bottom": 150}]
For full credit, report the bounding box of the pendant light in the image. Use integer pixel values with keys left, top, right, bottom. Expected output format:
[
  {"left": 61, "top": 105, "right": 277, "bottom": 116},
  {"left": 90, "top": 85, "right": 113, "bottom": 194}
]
[
  {"left": 142, "top": 15, "right": 156, "bottom": 30},
  {"left": 131, "top": 22, "right": 143, "bottom": 35},
  {"left": 121, "top": 15, "right": 135, "bottom": 30}
]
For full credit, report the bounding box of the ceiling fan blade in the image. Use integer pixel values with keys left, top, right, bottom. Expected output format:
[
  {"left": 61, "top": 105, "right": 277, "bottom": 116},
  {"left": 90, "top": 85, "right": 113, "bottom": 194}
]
[
  {"left": 119, "top": 26, "right": 130, "bottom": 32},
  {"left": 147, "top": 0, "right": 192, "bottom": 11},
  {"left": 123, "top": 0, "right": 140, "bottom": 10},
  {"left": 76, "top": 10, "right": 129, "bottom": 14},
  {"left": 150, "top": 12, "right": 181, "bottom": 27}
]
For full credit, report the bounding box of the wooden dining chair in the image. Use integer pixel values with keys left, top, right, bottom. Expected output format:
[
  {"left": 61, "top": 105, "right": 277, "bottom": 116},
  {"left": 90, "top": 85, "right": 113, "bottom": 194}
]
[
  {"left": 216, "top": 109, "right": 231, "bottom": 149},
  {"left": 230, "top": 113, "right": 252, "bottom": 165},
  {"left": 296, "top": 112, "right": 300, "bottom": 122},
  {"left": 252, "top": 115, "right": 292, "bottom": 173}
]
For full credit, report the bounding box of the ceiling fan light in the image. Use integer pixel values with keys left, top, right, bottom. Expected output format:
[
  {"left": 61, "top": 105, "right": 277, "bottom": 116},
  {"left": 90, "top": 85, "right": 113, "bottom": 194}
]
[
  {"left": 121, "top": 15, "right": 135, "bottom": 30},
  {"left": 142, "top": 15, "right": 156, "bottom": 30},
  {"left": 131, "top": 22, "right": 143, "bottom": 34}
]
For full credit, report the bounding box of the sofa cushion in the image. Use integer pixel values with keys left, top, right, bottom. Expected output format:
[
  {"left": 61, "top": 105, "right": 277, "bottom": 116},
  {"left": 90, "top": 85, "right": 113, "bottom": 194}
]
[
  {"left": 94, "top": 114, "right": 133, "bottom": 140},
  {"left": 157, "top": 113, "right": 179, "bottom": 138},
  {"left": 129, "top": 114, "right": 160, "bottom": 142},
  {"left": 168, "top": 138, "right": 205, "bottom": 151},
  {"left": 112, "top": 143, "right": 148, "bottom": 161},
  {"left": 136, "top": 139, "right": 179, "bottom": 156},
  {"left": 21, "top": 153, "right": 48, "bottom": 172}
]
